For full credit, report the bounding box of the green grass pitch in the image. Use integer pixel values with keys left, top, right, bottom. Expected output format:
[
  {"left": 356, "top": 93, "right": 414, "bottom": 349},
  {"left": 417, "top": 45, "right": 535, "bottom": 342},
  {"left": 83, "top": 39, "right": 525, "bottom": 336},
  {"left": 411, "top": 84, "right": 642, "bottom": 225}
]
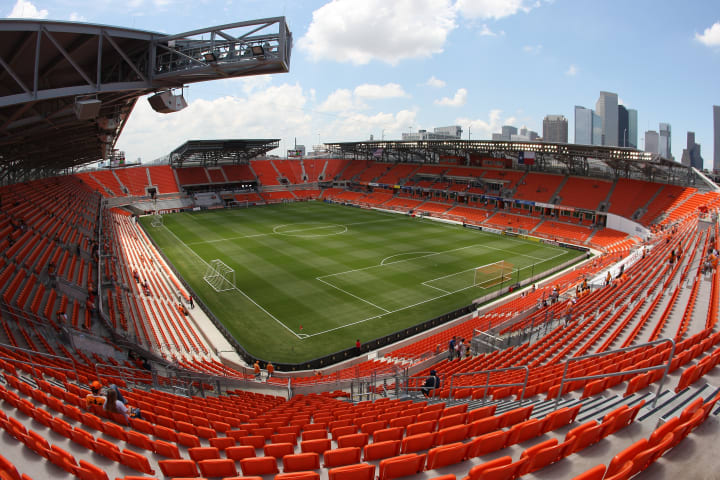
[{"left": 140, "top": 202, "right": 585, "bottom": 363}]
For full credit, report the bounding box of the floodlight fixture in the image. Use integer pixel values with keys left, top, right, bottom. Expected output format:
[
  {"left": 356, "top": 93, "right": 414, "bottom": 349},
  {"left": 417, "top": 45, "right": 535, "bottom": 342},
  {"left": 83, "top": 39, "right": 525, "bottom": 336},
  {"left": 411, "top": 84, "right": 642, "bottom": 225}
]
[
  {"left": 251, "top": 45, "right": 264, "bottom": 56},
  {"left": 203, "top": 51, "right": 218, "bottom": 62}
]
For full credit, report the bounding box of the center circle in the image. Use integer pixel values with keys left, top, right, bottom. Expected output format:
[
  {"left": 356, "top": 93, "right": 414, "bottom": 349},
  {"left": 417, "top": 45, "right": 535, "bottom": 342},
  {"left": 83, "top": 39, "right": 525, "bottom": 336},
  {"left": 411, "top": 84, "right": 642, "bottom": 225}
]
[{"left": 273, "top": 223, "right": 348, "bottom": 237}]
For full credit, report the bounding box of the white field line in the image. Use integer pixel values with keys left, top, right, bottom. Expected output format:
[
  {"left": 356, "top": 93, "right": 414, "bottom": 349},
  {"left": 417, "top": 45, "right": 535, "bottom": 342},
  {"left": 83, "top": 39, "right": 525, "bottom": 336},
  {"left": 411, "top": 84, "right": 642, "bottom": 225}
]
[
  {"left": 304, "top": 250, "right": 568, "bottom": 338},
  {"left": 186, "top": 218, "right": 397, "bottom": 246},
  {"left": 315, "top": 277, "right": 391, "bottom": 314},
  {"left": 422, "top": 283, "right": 451, "bottom": 294},
  {"left": 380, "top": 252, "right": 437, "bottom": 266},
  {"left": 160, "top": 225, "right": 302, "bottom": 339},
  {"left": 318, "top": 242, "right": 554, "bottom": 281}
]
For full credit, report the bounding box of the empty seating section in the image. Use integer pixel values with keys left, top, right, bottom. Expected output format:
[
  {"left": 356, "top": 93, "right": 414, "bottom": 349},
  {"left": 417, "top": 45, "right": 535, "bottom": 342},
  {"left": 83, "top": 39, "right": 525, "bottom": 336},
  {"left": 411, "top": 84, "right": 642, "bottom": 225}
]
[
  {"left": 147, "top": 165, "right": 180, "bottom": 193},
  {"left": 274, "top": 160, "right": 304, "bottom": 184},
  {"left": 479, "top": 169, "right": 524, "bottom": 190},
  {"left": 323, "top": 159, "right": 352, "bottom": 181},
  {"left": 206, "top": 168, "right": 226, "bottom": 183},
  {"left": 534, "top": 220, "right": 592, "bottom": 243},
  {"left": 483, "top": 212, "right": 540, "bottom": 232},
  {"left": 514, "top": 173, "right": 564, "bottom": 202},
  {"left": 558, "top": 177, "right": 612, "bottom": 211},
  {"left": 293, "top": 189, "right": 322, "bottom": 200},
  {"left": 251, "top": 160, "right": 281, "bottom": 185},
  {"left": 113, "top": 167, "right": 150, "bottom": 196},
  {"left": 222, "top": 164, "right": 256, "bottom": 182},
  {"left": 416, "top": 202, "right": 451, "bottom": 215},
  {"left": 356, "top": 162, "right": 390, "bottom": 183},
  {"left": 175, "top": 167, "right": 210, "bottom": 185},
  {"left": 234, "top": 192, "right": 265, "bottom": 204},
  {"left": 377, "top": 164, "right": 418, "bottom": 184},
  {"left": 607, "top": 178, "right": 662, "bottom": 220},
  {"left": 588, "top": 228, "right": 630, "bottom": 250},
  {"left": 641, "top": 185, "right": 694, "bottom": 224}
]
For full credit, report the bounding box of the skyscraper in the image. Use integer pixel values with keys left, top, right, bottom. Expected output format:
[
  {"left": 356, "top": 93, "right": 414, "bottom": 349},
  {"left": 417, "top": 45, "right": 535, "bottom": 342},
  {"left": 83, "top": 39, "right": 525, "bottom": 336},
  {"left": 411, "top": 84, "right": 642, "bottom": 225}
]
[
  {"left": 543, "top": 115, "right": 568, "bottom": 143},
  {"left": 659, "top": 123, "right": 672, "bottom": 159},
  {"left": 618, "top": 105, "right": 629, "bottom": 147},
  {"left": 645, "top": 131, "right": 659, "bottom": 154},
  {"left": 575, "top": 106, "right": 601, "bottom": 145},
  {"left": 595, "top": 91, "right": 619, "bottom": 146},
  {"left": 501, "top": 125, "right": 518, "bottom": 140},
  {"left": 714, "top": 105, "right": 720, "bottom": 172},
  {"left": 681, "top": 132, "right": 704, "bottom": 170},
  {"left": 627, "top": 109, "right": 638, "bottom": 148}
]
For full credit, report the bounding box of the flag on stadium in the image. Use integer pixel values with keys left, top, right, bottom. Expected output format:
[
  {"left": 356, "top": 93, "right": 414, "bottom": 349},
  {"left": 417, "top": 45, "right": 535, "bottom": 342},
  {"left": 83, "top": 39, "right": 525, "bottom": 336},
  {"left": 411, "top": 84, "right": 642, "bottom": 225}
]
[
  {"left": 373, "top": 148, "right": 383, "bottom": 158},
  {"left": 518, "top": 151, "right": 535, "bottom": 165}
]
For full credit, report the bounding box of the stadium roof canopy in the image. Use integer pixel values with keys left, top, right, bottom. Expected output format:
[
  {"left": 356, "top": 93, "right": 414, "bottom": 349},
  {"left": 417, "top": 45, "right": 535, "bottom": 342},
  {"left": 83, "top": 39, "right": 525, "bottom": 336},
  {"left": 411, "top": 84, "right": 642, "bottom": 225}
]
[
  {"left": 0, "top": 17, "right": 292, "bottom": 183},
  {"left": 169, "top": 139, "right": 279, "bottom": 167},
  {"left": 325, "top": 139, "right": 718, "bottom": 190}
]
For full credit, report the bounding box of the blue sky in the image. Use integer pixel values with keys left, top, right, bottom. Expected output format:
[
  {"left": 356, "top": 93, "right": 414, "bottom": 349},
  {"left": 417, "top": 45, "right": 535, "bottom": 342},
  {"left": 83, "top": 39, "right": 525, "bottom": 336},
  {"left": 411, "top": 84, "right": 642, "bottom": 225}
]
[{"left": 5, "top": 0, "right": 720, "bottom": 167}]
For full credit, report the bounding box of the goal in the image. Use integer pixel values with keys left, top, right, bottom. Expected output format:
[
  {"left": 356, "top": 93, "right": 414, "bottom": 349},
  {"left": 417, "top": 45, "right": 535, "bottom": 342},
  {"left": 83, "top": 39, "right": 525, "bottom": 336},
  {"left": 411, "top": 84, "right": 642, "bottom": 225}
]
[
  {"left": 474, "top": 260, "right": 515, "bottom": 289},
  {"left": 150, "top": 211, "right": 163, "bottom": 228},
  {"left": 203, "top": 259, "right": 236, "bottom": 292}
]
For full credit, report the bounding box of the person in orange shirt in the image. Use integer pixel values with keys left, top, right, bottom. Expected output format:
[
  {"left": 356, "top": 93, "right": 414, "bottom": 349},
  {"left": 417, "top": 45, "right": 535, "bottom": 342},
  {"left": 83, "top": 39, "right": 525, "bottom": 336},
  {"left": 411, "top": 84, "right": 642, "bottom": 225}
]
[
  {"left": 253, "top": 361, "right": 261, "bottom": 379},
  {"left": 85, "top": 381, "right": 106, "bottom": 408},
  {"left": 266, "top": 362, "right": 274, "bottom": 379}
]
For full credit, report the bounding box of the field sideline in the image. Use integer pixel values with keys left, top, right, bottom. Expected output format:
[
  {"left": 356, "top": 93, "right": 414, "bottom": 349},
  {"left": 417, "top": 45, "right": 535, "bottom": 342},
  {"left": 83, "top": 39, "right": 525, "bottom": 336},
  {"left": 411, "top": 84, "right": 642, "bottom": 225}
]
[{"left": 140, "top": 202, "right": 585, "bottom": 363}]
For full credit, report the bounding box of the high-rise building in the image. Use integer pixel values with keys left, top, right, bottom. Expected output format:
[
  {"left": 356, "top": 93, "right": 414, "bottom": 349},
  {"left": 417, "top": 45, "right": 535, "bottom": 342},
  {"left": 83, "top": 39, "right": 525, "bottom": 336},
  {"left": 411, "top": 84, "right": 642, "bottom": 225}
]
[
  {"left": 501, "top": 125, "right": 518, "bottom": 140},
  {"left": 575, "top": 106, "right": 602, "bottom": 145},
  {"left": 433, "top": 125, "right": 463, "bottom": 139},
  {"left": 595, "top": 91, "right": 619, "bottom": 146},
  {"left": 618, "top": 105, "right": 629, "bottom": 147},
  {"left": 681, "top": 132, "right": 704, "bottom": 170},
  {"left": 714, "top": 105, "right": 720, "bottom": 172},
  {"left": 543, "top": 115, "right": 568, "bottom": 143},
  {"left": 401, "top": 125, "right": 463, "bottom": 141},
  {"left": 659, "top": 123, "right": 671, "bottom": 159},
  {"left": 645, "top": 130, "right": 659, "bottom": 154},
  {"left": 627, "top": 109, "right": 638, "bottom": 148}
]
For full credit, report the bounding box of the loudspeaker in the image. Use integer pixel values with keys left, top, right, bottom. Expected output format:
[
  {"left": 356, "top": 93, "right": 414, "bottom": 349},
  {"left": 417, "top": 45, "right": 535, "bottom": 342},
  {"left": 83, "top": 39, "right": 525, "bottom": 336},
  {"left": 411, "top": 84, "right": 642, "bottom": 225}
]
[
  {"left": 147, "top": 187, "right": 157, "bottom": 199},
  {"left": 74, "top": 99, "right": 102, "bottom": 120},
  {"left": 148, "top": 91, "right": 188, "bottom": 113}
]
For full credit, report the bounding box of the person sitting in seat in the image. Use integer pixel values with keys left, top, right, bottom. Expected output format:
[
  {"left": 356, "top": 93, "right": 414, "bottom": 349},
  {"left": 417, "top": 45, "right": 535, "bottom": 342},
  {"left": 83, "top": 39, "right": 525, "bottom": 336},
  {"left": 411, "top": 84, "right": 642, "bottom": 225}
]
[
  {"left": 421, "top": 370, "right": 440, "bottom": 397},
  {"left": 85, "top": 381, "right": 106, "bottom": 408}
]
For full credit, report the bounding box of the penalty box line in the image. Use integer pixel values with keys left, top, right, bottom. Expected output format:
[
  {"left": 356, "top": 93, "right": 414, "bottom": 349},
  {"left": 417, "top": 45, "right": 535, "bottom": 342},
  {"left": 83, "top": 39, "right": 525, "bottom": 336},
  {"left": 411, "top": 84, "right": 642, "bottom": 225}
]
[
  {"left": 306, "top": 250, "right": 569, "bottom": 339},
  {"left": 159, "top": 225, "right": 303, "bottom": 340}
]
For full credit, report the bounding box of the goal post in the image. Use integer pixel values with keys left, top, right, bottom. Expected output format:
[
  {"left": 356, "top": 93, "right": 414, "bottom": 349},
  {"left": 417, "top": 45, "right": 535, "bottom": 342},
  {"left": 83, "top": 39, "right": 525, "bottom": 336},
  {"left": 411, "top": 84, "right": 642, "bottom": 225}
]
[
  {"left": 473, "top": 260, "right": 515, "bottom": 289},
  {"left": 203, "top": 259, "right": 236, "bottom": 292},
  {"left": 150, "top": 211, "right": 163, "bottom": 228}
]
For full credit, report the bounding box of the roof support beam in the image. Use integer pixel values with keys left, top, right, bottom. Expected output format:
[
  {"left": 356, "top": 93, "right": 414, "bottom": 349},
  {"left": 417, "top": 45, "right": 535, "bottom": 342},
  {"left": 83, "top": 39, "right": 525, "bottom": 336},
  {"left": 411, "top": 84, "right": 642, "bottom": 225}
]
[
  {"left": 102, "top": 30, "right": 147, "bottom": 83},
  {"left": 42, "top": 27, "right": 94, "bottom": 86}
]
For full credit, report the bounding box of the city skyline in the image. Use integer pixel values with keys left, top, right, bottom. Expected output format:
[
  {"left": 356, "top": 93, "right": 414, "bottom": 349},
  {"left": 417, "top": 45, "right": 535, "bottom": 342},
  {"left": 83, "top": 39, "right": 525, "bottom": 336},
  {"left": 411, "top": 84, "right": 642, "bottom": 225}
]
[{"left": 4, "top": 0, "right": 719, "bottom": 168}]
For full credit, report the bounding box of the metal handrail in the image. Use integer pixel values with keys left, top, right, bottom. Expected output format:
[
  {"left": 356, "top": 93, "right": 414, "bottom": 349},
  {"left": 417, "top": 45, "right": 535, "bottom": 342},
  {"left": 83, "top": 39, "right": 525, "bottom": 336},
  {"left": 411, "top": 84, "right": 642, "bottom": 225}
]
[
  {"left": 554, "top": 337, "right": 675, "bottom": 410},
  {"left": 448, "top": 365, "right": 529, "bottom": 405}
]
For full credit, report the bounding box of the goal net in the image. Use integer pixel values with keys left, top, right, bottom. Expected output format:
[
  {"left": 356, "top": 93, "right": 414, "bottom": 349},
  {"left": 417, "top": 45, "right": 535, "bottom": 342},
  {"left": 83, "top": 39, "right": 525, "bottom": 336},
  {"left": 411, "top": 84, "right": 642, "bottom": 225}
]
[
  {"left": 474, "top": 260, "right": 515, "bottom": 289},
  {"left": 203, "top": 259, "right": 236, "bottom": 292},
  {"left": 150, "top": 212, "right": 163, "bottom": 228}
]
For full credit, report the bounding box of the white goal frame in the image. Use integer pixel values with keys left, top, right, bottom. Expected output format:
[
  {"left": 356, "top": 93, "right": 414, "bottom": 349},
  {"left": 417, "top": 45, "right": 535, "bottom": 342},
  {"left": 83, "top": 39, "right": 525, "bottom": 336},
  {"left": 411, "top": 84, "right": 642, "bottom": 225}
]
[
  {"left": 473, "top": 260, "right": 514, "bottom": 288},
  {"left": 203, "top": 259, "right": 236, "bottom": 292},
  {"left": 150, "top": 211, "right": 163, "bottom": 228}
]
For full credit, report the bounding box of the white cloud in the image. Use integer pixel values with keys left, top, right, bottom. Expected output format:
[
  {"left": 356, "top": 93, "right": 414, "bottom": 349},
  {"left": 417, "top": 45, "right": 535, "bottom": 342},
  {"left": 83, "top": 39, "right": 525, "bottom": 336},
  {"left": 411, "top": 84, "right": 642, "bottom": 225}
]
[
  {"left": 318, "top": 83, "right": 407, "bottom": 112},
  {"left": 117, "top": 83, "right": 312, "bottom": 162},
  {"left": 354, "top": 83, "right": 408, "bottom": 99},
  {"left": 423, "top": 76, "right": 446, "bottom": 88},
  {"left": 7, "top": 0, "right": 48, "bottom": 18},
  {"left": 565, "top": 64, "right": 578, "bottom": 76},
  {"left": 435, "top": 88, "right": 467, "bottom": 107},
  {"left": 325, "top": 110, "right": 418, "bottom": 142},
  {"left": 478, "top": 24, "right": 497, "bottom": 36},
  {"left": 523, "top": 44, "right": 542, "bottom": 54},
  {"left": 298, "top": 0, "right": 457, "bottom": 65},
  {"left": 69, "top": 12, "right": 87, "bottom": 22},
  {"left": 455, "top": 0, "right": 535, "bottom": 20},
  {"left": 696, "top": 21, "right": 720, "bottom": 47},
  {"left": 457, "top": 109, "right": 515, "bottom": 139},
  {"left": 317, "top": 89, "right": 360, "bottom": 113}
]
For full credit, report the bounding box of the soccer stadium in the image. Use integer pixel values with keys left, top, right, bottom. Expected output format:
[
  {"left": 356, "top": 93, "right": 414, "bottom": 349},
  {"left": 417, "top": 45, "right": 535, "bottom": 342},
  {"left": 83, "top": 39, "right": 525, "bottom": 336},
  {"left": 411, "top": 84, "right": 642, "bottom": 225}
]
[{"left": 1, "top": 11, "right": 720, "bottom": 480}]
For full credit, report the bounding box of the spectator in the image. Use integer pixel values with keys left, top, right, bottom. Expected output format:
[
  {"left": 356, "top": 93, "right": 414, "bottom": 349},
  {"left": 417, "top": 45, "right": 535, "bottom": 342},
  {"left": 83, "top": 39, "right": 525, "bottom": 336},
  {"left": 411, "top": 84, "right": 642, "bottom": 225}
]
[
  {"left": 448, "top": 336, "right": 456, "bottom": 361},
  {"left": 85, "top": 381, "right": 106, "bottom": 408},
  {"left": 253, "top": 361, "right": 261, "bottom": 379},
  {"left": 355, "top": 339, "right": 361, "bottom": 356},
  {"left": 421, "top": 370, "right": 440, "bottom": 397},
  {"left": 266, "top": 362, "right": 274, "bottom": 379}
]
